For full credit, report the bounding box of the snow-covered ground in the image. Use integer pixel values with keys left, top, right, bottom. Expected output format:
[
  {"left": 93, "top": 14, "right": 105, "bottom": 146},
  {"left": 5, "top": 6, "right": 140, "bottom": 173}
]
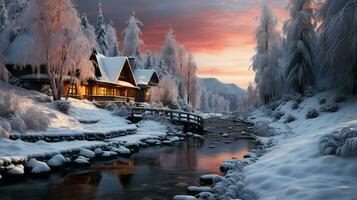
[
  {"left": 245, "top": 92, "right": 357, "bottom": 200},
  {"left": 0, "top": 81, "right": 136, "bottom": 137},
  {"left": 0, "top": 120, "right": 169, "bottom": 164}
]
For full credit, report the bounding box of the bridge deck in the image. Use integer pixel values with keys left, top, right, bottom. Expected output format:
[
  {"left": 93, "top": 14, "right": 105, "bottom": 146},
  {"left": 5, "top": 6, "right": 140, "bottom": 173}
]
[{"left": 131, "top": 107, "right": 204, "bottom": 133}]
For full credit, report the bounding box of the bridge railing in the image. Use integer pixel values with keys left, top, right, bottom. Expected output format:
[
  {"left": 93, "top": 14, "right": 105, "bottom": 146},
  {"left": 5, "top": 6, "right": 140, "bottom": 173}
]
[{"left": 131, "top": 107, "right": 204, "bottom": 130}]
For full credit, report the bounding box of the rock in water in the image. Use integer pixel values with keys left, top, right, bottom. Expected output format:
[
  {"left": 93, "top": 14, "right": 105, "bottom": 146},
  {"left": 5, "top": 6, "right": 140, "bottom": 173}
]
[
  {"left": 186, "top": 186, "right": 212, "bottom": 195},
  {"left": 200, "top": 174, "right": 223, "bottom": 185},
  {"left": 173, "top": 195, "right": 198, "bottom": 200}
]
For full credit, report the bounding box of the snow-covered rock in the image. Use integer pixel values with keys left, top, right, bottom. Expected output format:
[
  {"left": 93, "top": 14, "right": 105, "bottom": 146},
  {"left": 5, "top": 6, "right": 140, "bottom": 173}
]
[
  {"left": 47, "top": 154, "right": 67, "bottom": 168},
  {"left": 7, "top": 165, "right": 25, "bottom": 176},
  {"left": 73, "top": 156, "right": 90, "bottom": 166},
  {"left": 200, "top": 174, "right": 223, "bottom": 185},
  {"left": 79, "top": 148, "right": 95, "bottom": 159},
  {"left": 186, "top": 186, "right": 212, "bottom": 196},
  {"left": 173, "top": 195, "right": 198, "bottom": 200},
  {"left": 31, "top": 161, "right": 50, "bottom": 174}
]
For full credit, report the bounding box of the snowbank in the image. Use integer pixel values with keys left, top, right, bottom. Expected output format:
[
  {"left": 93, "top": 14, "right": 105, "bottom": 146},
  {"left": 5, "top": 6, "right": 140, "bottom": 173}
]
[
  {"left": 245, "top": 91, "right": 357, "bottom": 200},
  {"left": 0, "top": 81, "right": 136, "bottom": 137},
  {"left": 0, "top": 138, "right": 106, "bottom": 162}
]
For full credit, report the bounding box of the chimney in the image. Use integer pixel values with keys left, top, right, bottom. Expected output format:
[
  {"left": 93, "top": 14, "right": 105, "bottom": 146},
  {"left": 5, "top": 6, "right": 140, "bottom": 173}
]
[{"left": 128, "top": 57, "right": 136, "bottom": 69}]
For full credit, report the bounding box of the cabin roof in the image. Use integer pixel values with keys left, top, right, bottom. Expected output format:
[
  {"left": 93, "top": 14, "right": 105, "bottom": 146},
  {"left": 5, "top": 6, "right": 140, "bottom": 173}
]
[
  {"left": 6, "top": 33, "right": 45, "bottom": 65},
  {"left": 134, "top": 69, "right": 160, "bottom": 86},
  {"left": 95, "top": 54, "right": 138, "bottom": 88}
]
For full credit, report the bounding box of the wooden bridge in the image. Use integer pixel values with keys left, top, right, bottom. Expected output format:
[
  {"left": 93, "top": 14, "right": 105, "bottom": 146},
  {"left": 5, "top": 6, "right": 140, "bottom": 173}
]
[{"left": 130, "top": 107, "right": 204, "bottom": 133}]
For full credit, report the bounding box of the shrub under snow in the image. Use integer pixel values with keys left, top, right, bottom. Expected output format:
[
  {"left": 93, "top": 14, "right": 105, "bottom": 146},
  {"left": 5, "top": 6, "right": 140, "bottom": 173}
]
[
  {"left": 10, "top": 117, "right": 26, "bottom": 133},
  {"left": 254, "top": 123, "right": 277, "bottom": 137},
  {"left": 306, "top": 109, "right": 319, "bottom": 119},
  {"left": 54, "top": 100, "right": 71, "bottom": 114},
  {"left": 0, "top": 93, "right": 22, "bottom": 118},
  {"left": 21, "top": 108, "right": 50, "bottom": 131},
  {"left": 0, "top": 126, "right": 9, "bottom": 138},
  {"left": 319, "top": 128, "right": 357, "bottom": 157}
]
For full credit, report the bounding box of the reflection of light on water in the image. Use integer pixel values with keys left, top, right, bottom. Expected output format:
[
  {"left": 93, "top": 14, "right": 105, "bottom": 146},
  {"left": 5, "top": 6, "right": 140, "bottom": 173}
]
[{"left": 197, "top": 148, "right": 250, "bottom": 173}]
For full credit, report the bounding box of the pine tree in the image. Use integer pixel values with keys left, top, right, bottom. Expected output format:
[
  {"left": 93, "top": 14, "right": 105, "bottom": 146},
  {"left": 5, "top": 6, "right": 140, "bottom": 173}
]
[
  {"left": 284, "top": 0, "right": 318, "bottom": 95},
  {"left": 144, "top": 51, "right": 153, "bottom": 69},
  {"left": 81, "top": 13, "right": 98, "bottom": 50},
  {"left": 95, "top": 2, "right": 109, "bottom": 56},
  {"left": 0, "top": 0, "right": 7, "bottom": 31},
  {"left": 106, "top": 22, "right": 120, "bottom": 57},
  {"left": 122, "top": 12, "right": 144, "bottom": 58},
  {"left": 252, "top": 1, "right": 284, "bottom": 103},
  {"left": 318, "top": 0, "right": 357, "bottom": 93}
]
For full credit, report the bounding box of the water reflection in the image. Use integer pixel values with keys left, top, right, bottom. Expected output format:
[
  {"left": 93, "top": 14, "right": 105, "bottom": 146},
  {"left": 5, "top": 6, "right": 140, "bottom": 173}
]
[{"left": 0, "top": 136, "right": 255, "bottom": 200}]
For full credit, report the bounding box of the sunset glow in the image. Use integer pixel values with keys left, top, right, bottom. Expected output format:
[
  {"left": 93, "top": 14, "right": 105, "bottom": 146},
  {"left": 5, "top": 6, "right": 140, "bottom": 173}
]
[{"left": 74, "top": 0, "right": 290, "bottom": 89}]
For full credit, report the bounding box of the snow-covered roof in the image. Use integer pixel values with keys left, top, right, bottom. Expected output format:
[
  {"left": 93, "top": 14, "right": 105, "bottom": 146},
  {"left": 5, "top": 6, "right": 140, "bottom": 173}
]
[
  {"left": 95, "top": 54, "right": 138, "bottom": 88},
  {"left": 134, "top": 69, "right": 159, "bottom": 86},
  {"left": 5, "top": 33, "right": 44, "bottom": 65}
]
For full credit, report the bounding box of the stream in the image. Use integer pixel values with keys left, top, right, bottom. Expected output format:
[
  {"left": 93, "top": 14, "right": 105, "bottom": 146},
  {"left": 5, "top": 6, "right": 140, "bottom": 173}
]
[{"left": 0, "top": 117, "right": 256, "bottom": 200}]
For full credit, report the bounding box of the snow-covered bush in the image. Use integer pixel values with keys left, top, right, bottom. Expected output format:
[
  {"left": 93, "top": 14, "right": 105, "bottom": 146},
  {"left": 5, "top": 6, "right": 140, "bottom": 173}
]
[
  {"left": 20, "top": 108, "right": 50, "bottom": 131},
  {"left": 54, "top": 100, "right": 71, "bottom": 114},
  {"left": 254, "top": 123, "right": 277, "bottom": 136},
  {"left": 10, "top": 117, "right": 26, "bottom": 133},
  {"left": 306, "top": 109, "right": 319, "bottom": 119},
  {"left": 40, "top": 85, "right": 52, "bottom": 96},
  {"left": 320, "top": 104, "right": 339, "bottom": 113},
  {"left": 319, "top": 128, "right": 357, "bottom": 157},
  {"left": 0, "top": 125, "right": 9, "bottom": 138},
  {"left": 319, "top": 97, "right": 327, "bottom": 105},
  {"left": 284, "top": 115, "right": 296, "bottom": 124},
  {"left": 291, "top": 102, "right": 299, "bottom": 110},
  {"left": 0, "top": 92, "right": 21, "bottom": 118},
  {"left": 0, "top": 120, "right": 11, "bottom": 132},
  {"left": 267, "top": 101, "right": 281, "bottom": 111},
  {"left": 334, "top": 95, "right": 346, "bottom": 103},
  {"left": 104, "top": 102, "right": 118, "bottom": 111},
  {"left": 114, "top": 104, "right": 131, "bottom": 117},
  {"left": 274, "top": 111, "right": 285, "bottom": 120}
]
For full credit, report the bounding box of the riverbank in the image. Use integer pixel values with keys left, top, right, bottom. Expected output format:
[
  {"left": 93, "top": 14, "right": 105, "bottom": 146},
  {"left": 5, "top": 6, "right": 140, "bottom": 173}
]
[
  {"left": 243, "top": 92, "right": 357, "bottom": 200},
  {"left": 0, "top": 117, "right": 256, "bottom": 200}
]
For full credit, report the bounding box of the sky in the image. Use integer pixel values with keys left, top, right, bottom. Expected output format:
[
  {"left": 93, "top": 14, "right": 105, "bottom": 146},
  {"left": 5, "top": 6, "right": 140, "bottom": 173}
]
[{"left": 74, "top": 0, "right": 289, "bottom": 89}]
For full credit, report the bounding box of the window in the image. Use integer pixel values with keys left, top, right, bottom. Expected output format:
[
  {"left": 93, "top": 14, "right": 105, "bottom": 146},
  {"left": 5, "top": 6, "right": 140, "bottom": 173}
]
[
  {"left": 99, "top": 87, "right": 107, "bottom": 95},
  {"left": 69, "top": 84, "right": 77, "bottom": 95}
]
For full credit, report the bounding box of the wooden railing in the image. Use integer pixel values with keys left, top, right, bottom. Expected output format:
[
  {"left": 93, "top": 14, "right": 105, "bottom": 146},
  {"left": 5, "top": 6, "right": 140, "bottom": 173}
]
[{"left": 131, "top": 107, "right": 204, "bottom": 132}]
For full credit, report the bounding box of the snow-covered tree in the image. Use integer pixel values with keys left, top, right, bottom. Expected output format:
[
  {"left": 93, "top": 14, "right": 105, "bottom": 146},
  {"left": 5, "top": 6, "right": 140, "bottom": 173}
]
[
  {"left": 0, "top": 0, "right": 7, "bottom": 32},
  {"left": 199, "top": 88, "right": 210, "bottom": 112},
  {"left": 81, "top": 13, "right": 97, "bottom": 50},
  {"left": 184, "top": 53, "right": 198, "bottom": 108},
  {"left": 144, "top": 50, "right": 153, "bottom": 69},
  {"left": 151, "top": 75, "right": 179, "bottom": 109},
  {"left": 252, "top": 1, "right": 284, "bottom": 103},
  {"left": 156, "top": 57, "right": 169, "bottom": 77},
  {"left": 95, "top": 2, "right": 108, "bottom": 56},
  {"left": 284, "top": 0, "right": 318, "bottom": 94},
  {"left": 318, "top": 0, "right": 357, "bottom": 93},
  {"left": 23, "top": 0, "right": 94, "bottom": 100},
  {"left": 122, "top": 12, "right": 144, "bottom": 67},
  {"left": 162, "top": 27, "right": 178, "bottom": 74},
  {"left": 7, "top": 0, "right": 28, "bottom": 38},
  {"left": 106, "top": 22, "right": 120, "bottom": 57}
]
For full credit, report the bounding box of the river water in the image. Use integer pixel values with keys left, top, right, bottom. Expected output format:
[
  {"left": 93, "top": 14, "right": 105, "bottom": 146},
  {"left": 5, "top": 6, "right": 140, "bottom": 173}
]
[{"left": 0, "top": 118, "right": 255, "bottom": 200}]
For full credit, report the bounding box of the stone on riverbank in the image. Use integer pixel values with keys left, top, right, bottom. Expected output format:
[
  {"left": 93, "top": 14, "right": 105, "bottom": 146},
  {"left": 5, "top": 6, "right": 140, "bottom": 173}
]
[
  {"left": 173, "top": 195, "right": 198, "bottom": 200},
  {"left": 186, "top": 186, "right": 212, "bottom": 196},
  {"left": 200, "top": 174, "right": 223, "bottom": 185},
  {"left": 47, "top": 154, "right": 67, "bottom": 168}
]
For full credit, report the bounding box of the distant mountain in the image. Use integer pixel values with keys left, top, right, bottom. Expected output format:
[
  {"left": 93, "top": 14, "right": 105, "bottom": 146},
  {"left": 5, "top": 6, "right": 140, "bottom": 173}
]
[{"left": 198, "top": 78, "right": 245, "bottom": 111}]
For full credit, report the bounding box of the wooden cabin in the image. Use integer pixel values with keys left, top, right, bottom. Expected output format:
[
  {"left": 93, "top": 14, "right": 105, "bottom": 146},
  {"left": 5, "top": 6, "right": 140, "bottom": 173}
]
[
  {"left": 5, "top": 33, "right": 160, "bottom": 104},
  {"left": 75, "top": 53, "right": 139, "bottom": 104},
  {"left": 134, "top": 69, "right": 160, "bottom": 103}
]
